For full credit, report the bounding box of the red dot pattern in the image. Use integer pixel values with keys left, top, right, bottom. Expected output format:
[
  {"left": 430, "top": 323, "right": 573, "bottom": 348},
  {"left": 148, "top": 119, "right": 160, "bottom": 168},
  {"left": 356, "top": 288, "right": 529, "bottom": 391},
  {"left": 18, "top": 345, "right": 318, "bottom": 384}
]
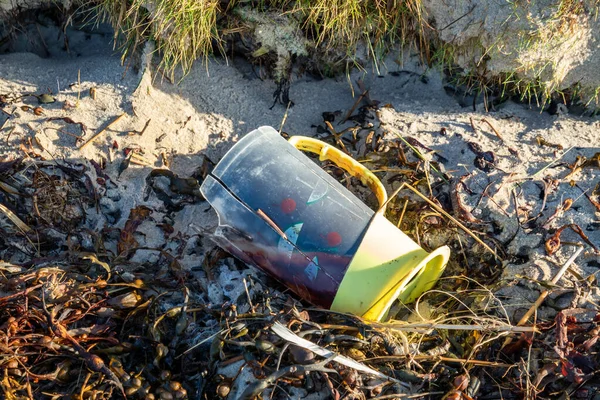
[
  {"left": 326, "top": 231, "right": 342, "bottom": 247},
  {"left": 281, "top": 198, "right": 296, "bottom": 214}
]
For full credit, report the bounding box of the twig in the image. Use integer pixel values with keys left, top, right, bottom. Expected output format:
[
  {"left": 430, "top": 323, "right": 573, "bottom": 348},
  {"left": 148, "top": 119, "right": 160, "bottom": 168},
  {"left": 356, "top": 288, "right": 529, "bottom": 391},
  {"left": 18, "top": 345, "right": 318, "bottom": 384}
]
[
  {"left": 365, "top": 355, "right": 513, "bottom": 368},
  {"left": 76, "top": 69, "right": 81, "bottom": 107},
  {"left": 138, "top": 119, "right": 151, "bottom": 136},
  {"left": 278, "top": 101, "right": 292, "bottom": 134},
  {"left": 531, "top": 146, "right": 574, "bottom": 178},
  {"left": 5, "top": 126, "right": 15, "bottom": 145},
  {"left": 79, "top": 113, "right": 126, "bottom": 150},
  {"left": 177, "top": 330, "right": 223, "bottom": 358},
  {"left": 340, "top": 80, "right": 368, "bottom": 124},
  {"left": 243, "top": 277, "right": 255, "bottom": 313},
  {"left": 516, "top": 245, "right": 584, "bottom": 326},
  {"left": 480, "top": 118, "right": 504, "bottom": 142},
  {"left": 575, "top": 182, "right": 600, "bottom": 212},
  {"left": 324, "top": 121, "right": 350, "bottom": 154},
  {"left": 0, "top": 114, "right": 9, "bottom": 131},
  {"left": 469, "top": 117, "right": 477, "bottom": 133}
]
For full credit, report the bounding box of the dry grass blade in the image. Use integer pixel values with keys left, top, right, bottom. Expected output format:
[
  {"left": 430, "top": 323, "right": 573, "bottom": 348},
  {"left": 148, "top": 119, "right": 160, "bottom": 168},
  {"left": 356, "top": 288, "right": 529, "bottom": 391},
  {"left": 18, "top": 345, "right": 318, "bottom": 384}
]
[
  {"left": 0, "top": 202, "right": 31, "bottom": 233},
  {"left": 366, "top": 355, "right": 514, "bottom": 368},
  {"left": 369, "top": 320, "right": 536, "bottom": 334}
]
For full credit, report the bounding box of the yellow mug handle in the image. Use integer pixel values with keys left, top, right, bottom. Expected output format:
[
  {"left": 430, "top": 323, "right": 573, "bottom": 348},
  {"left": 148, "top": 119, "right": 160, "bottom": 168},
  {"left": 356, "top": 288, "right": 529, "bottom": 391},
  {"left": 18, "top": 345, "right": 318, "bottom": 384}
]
[{"left": 288, "top": 136, "right": 388, "bottom": 210}]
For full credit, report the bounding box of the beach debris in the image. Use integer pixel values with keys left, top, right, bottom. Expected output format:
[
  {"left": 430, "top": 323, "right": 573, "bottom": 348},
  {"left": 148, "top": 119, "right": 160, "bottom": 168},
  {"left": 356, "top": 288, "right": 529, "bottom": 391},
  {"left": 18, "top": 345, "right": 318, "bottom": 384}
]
[
  {"left": 128, "top": 118, "right": 151, "bottom": 136},
  {"left": 566, "top": 152, "right": 600, "bottom": 180},
  {"left": 467, "top": 141, "right": 497, "bottom": 172},
  {"left": 47, "top": 116, "right": 88, "bottom": 136},
  {"left": 37, "top": 93, "right": 55, "bottom": 104},
  {"left": 537, "top": 135, "right": 564, "bottom": 150},
  {"left": 450, "top": 174, "right": 484, "bottom": 224},
  {"left": 480, "top": 118, "right": 504, "bottom": 142},
  {"left": 117, "top": 205, "right": 152, "bottom": 256},
  {"left": 200, "top": 127, "right": 450, "bottom": 321},
  {"left": 545, "top": 225, "right": 598, "bottom": 255},
  {"left": 117, "top": 150, "right": 133, "bottom": 179},
  {"left": 80, "top": 113, "right": 126, "bottom": 150},
  {"left": 511, "top": 246, "right": 584, "bottom": 330},
  {"left": 272, "top": 322, "right": 399, "bottom": 382}
]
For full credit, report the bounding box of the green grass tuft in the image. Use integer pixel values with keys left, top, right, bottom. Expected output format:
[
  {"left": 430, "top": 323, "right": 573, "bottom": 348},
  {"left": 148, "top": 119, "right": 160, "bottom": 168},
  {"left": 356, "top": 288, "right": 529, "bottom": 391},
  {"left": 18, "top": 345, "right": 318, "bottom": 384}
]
[{"left": 89, "top": 0, "right": 600, "bottom": 109}]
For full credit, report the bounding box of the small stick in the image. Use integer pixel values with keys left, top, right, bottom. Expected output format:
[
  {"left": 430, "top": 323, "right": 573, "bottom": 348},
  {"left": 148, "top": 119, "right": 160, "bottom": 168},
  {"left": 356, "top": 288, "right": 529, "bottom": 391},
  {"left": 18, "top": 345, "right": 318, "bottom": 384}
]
[
  {"left": 257, "top": 209, "right": 287, "bottom": 239},
  {"left": 243, "top": 277, "right": 255, "bottom": 313},
  {"left": 0, "top": 115, "right": 9, "bottom": 131},
  {"left": 278, "top": 101, "right": 292, "bottom": 134},
  {"left": 79, "top": 113, "right": 126, "bottom": 150},
  {"left": 469, "top": 117, "right": 477, "bottom": 133},
  {"left": 366, "top": 355, "right": 514, "bottom": 368},
  {"left": 531, "top": 145, "right": 574, "bottom": 178},
  {"left": 480, "top": 118, "right": 504, "bottom": 142},
  {"left": 325, "top": 121, "right": 350, "bottom": 154},
  {"left": 397, "top": 198, "right": 409, "bottom": 228},
  {"left": 501, "top": 245, "right": 584, "bottom": 350},
  {"left": 139, "top": 119, "right": 151, "bottom": 136},
  {"left": 6, "top": 126, "right": 15, "bottom": 145},
  {"left": 340, "top": 80, "right": 368, "bottom": 124},
  {"left": 76, "top": 69, "right": 81, "bottom": 107},
  {"left": 517, "top": 245, "right": 584, "bottom": 326}
]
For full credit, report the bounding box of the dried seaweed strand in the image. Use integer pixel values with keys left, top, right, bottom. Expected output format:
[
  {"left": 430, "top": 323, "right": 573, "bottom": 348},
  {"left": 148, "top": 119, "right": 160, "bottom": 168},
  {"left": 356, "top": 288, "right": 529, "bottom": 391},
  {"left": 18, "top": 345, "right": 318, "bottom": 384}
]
[
  {"left": 41, "top": 291, "right": 126, "bottom": 397},
  {"left": 545, "top": 224, "right": 598, "bottom": 255},
  {"left": 575, "top": 183, "right": 600, "bottom": 212}
]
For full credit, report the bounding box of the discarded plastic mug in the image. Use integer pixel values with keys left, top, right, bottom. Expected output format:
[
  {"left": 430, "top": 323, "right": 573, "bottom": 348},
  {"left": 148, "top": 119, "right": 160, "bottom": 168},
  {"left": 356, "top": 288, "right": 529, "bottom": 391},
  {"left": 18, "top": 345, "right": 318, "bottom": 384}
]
[{"left": 200, "top": 126, "right": 450, "bottom": 321}]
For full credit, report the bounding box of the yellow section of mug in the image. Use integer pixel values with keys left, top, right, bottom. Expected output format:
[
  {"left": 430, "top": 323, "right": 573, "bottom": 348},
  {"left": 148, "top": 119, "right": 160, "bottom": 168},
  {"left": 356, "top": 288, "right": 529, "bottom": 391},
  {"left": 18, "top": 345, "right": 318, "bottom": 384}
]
[
  {"left": 331, "top": 213, "right": 450, "bottom": 321},
  {"left": 288, "top": 136, "right": 388, "bottom": 210}
]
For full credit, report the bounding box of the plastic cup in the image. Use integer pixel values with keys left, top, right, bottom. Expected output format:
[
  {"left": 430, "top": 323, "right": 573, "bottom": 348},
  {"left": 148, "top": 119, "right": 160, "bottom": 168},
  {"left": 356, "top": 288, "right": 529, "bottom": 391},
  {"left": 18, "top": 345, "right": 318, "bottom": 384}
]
[{"left": 200, "top": 126, "right": 450, "bottom": 321}]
